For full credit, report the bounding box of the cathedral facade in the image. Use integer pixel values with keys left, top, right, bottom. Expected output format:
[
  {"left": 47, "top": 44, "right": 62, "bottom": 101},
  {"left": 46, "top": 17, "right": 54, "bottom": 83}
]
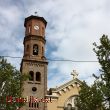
[{"left": 20, "top": 15, "right": 81, "bottom": 110}]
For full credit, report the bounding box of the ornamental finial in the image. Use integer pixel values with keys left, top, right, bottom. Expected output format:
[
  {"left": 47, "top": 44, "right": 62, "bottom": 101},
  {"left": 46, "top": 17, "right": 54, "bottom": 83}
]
[{"left": 71, "top": 70, "right": 78, "bottom": 79}]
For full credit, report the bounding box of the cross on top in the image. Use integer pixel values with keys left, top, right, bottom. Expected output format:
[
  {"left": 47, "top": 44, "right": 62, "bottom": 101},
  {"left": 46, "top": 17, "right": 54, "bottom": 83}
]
[
  {"left": 34, "top": 12, "right": 38, "bottom": 16},
  {"left": 71, "top": 70, "right": 79, "bottom": 79}
]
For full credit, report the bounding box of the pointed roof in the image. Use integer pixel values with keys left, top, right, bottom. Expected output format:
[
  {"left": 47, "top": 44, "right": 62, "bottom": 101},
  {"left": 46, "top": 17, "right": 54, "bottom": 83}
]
[{"left": 56, "top": 78, "right": 82, "bottom": 91}]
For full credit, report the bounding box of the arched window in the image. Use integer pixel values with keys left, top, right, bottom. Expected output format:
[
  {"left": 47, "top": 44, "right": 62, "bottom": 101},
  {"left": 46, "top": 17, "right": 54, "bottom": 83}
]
[
  {"left": 34, "top": 103, "right": 36, "bottom": 108},
  {"left": 29, "top": 71, "right": 34, "bottom": 81},
  {"left": 29, "top": 102, "right": 31, "bottom": 107},
  {"left": 26, "top": 44, "right": 29, "bottom": 52},
  {"left": 33, "top": 44, "right": 39, "bottom": 55},
  {"left": 42, "top": 47, "right": 44, "bottom": 55},
  {"left": 42, "top": 27, "right": 45, "bottom": 36},
  {"left": 37, "top": 102, "right": 39, "bottom": 108},
  {"left": 34, "top": 102, "right": 39, "bottom": 108},
  {"left": 28, "top": 25, "right": 31, "bottom": 34},
  {"left": 32, "top": 103, "right": 33, "bottom": 107},
  {"left": 36, "top": 72, "right": 41, "bottom": 81},
  {"left": 28, "top": 26, "right": 30, "bottom": 33}
]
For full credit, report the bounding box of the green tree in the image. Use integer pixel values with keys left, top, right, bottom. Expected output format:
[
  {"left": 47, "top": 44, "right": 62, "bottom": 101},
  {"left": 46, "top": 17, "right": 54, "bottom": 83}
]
[
  {"left": 0, "top": 58, "right": 27, "bottom": 110},
  {"left": 93, "top": 35, "right": 110, "bottom": 109},
  {"left": 76, "top": 35, "right": 110, "bottom": 110},
  {"left": 76, "top": 81, "right": 104, "bottom": 110}
]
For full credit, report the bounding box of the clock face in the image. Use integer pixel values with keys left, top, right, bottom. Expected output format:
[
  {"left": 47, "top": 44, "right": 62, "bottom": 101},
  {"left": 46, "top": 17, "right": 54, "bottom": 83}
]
[{"left": 34, "top": 25, "right": 39, "bottom": 30}]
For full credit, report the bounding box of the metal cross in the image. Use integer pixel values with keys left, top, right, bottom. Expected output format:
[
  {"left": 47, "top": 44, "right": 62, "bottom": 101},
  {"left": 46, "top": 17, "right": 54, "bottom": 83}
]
[{"left": 34, "top": 12, "right": 37, "bottom": 16}]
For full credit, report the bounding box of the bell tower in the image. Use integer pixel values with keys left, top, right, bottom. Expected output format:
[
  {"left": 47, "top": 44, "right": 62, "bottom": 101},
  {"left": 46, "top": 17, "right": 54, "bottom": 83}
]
[{"left": 20, "top": 15, "right": 48, "bottom": 110}]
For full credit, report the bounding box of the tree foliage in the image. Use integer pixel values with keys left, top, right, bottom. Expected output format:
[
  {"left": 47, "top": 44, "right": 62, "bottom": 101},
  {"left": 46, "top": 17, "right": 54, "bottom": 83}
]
[
  {"left": 0, "top": 58, "right": 27, "bottom": 110},
  {"left": 76, "top": 35, "right": 110, "bottom": 110},
  {"left": 93, "top": 35, "right": 110, "bottom": 109},
  {"left": 76, "top": 81, "right": 104, "bottom": 110}
]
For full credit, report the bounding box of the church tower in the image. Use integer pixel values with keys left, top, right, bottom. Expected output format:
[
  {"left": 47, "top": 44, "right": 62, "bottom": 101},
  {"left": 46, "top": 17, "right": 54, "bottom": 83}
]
[{"left": 20, "top": 15, "right": 48, "bottom": 110}]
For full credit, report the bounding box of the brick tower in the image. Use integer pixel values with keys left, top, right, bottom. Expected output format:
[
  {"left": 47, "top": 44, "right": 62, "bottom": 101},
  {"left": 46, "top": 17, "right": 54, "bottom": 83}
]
[{"left": 20, "top": 15, "right": 48, "bottom": 110}]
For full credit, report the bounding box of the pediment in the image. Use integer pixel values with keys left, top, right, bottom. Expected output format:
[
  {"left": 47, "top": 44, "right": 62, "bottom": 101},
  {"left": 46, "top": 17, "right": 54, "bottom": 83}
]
[{"left": 50, "top": 78, "right": 82, "bottom": 96}]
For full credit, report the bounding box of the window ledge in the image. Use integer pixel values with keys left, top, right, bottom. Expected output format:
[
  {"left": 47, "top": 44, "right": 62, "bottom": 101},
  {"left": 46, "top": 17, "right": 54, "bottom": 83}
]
[{"left": 27, "top": 81, "right": 41, "bottom": 84}]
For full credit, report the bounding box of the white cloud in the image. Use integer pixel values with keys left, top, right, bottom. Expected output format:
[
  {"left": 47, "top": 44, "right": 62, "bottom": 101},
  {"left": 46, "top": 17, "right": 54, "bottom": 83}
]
[{"left": 0, "top": 0, "right": 110, "bottom": 88}]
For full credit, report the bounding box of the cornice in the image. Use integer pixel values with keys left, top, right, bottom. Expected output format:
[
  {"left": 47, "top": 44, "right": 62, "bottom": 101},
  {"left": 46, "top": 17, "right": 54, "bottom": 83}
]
[{"left": 23, "top": 35, "right": 46, "bottom": 44}]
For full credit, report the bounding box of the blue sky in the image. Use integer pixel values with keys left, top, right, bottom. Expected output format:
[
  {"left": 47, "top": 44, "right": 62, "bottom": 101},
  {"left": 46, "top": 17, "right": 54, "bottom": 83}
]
[{"left": 0, "top": 0, "right": 110, "bottom": 88}]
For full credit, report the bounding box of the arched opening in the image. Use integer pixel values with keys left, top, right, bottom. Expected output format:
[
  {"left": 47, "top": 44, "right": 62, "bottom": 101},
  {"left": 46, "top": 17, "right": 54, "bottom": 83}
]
[
  {"left": 42, "top": 27, "right": 45, "bottom": 36},
  {"left": 28, "top": 26, "right": 31, "bottom": 33},
  {"left": 29, "top": 102, "right": 39, "bottom": 108},
  {"left": 64, "top": 95, "right": 78, "bottom": 110},
  {"left": 26, "top": 44, "right": 29, "bottom": 52},
  {"left": 32, "top": 103, "right": 33, "bottom": 107},
  {"left": 34, "top": 102, "right": 39, "bottom": 108},
  {"left": 37, "top": 102, "right": 39, "bottom": 108},
  {"left": 34, "top": 103, "right": 36, "bottom": 108},
  {"left": 29, "top": 71, "right": 34, "bottom": 81},
  {"left": 36, "top": 72, "right": 41, "bottom": 81},
  {"left": 33, "top": 44, "right": 39, "bottom": 55},
  {"left": 29, "top": 102, "right": 31, "bottom": 107},
  {"left": 67, "top": 103, "right": 72, "bottom": 110},
  {"left": 42, "top": 47, "right": 44, "bottom": 55}
]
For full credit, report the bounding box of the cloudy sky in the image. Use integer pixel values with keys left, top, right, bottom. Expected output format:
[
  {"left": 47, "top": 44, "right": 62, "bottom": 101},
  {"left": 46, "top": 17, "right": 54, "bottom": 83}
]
[{"left": 0, "top": 0, "right": 110, "bottom": 88}]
